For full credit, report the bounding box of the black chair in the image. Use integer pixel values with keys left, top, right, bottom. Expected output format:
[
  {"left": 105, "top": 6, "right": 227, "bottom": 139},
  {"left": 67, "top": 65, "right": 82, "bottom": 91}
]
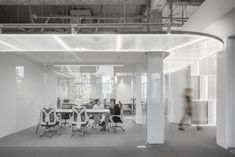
[
  {"left": 109, "top": 102, "right": 125, "bottom": 132},
  {"left": 60, "top": 103, "right": 73, "bottom": 127},
  {"left": 61, "top": 113, "right": 71, "bottom": 127}
]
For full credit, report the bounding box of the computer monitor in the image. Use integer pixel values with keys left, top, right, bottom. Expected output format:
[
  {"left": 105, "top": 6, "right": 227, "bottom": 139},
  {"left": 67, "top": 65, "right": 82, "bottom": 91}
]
[{"left": 63, "top": 99, "right": 70, "bottom": 103}]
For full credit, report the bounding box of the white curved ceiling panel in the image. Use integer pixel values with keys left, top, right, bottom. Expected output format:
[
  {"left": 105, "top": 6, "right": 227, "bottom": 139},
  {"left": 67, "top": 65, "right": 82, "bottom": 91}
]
[{"left": 0, "top": 33, "right": 223, "bottom": 73}]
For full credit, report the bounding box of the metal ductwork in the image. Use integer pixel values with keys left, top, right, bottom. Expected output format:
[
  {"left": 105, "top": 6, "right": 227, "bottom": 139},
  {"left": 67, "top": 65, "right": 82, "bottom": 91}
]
[
  {"left": 0, "top": 0, "right": 205, "bottom": 33},
  {"left": 70, "top": 9, "right": 92, "bottom": 24},
  {"left": 166, "top": 0, "right": 205, "bottom": 6},
  {"left": 0, "top": 0, "right": 147, "bottom": 5}
]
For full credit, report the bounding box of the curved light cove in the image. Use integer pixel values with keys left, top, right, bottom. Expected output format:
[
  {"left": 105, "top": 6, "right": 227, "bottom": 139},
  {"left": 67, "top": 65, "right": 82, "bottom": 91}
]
[{"left": 0, "top": 33, "right": 223, "bottom": 73}]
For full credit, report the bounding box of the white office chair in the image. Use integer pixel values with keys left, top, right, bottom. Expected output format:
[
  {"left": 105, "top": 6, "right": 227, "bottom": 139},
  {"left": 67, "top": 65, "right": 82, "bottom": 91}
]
[
  {"left": 38, "top": 107, "right": 60, "bottom": 137},
  {"left": 71, "top": 107, "right": 89, "bottom": 136}
]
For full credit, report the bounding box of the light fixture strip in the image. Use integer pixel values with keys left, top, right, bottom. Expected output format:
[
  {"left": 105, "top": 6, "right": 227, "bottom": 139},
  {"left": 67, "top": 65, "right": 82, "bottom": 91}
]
[
  {"left": 53, "top": 36, "right": 82, "bottom": 61},
  {"left": 0, "top": 40, "right": 23, "bottom": 51},
  {"left": 54, "top": 64, "right": 124, "bottom": 67},
  {"left": 167, "top": 37, "right": 207, "bottom": 52}
]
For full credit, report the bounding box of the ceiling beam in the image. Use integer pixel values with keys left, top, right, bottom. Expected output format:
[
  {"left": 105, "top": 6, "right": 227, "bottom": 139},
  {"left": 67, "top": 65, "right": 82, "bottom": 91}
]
[{"left": 0, "top": 0, "right": 147, "bottom": 5}]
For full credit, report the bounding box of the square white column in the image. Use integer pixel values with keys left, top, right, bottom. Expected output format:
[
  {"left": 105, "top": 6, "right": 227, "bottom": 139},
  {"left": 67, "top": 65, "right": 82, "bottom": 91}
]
[
  {"left": 146, "top": 52, "right": 165, "bottom": 144},
  {"left": 135, "top": 65, "right": 143, "bottom": 124}
]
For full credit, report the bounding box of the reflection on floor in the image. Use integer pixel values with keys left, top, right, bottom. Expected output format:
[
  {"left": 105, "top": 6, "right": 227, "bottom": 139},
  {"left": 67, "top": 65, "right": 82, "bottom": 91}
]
[
  {"left": 229, "top": 149, "right": 235, "bottom": 155},
  {"left": 0, "top": 117, "right": 146, "bottom": 147},
  {"left": 0, "top": 120, "right": 234, "bottom": 157}
]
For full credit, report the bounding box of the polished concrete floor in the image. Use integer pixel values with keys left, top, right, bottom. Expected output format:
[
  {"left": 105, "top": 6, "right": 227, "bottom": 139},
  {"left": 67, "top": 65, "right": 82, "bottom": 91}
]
[{"left": 0, "top": 118, "right": 234, "bottom": 157}]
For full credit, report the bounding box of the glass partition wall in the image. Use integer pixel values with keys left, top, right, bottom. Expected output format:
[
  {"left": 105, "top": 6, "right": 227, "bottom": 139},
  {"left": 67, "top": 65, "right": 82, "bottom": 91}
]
[
  {"left": 55, "top": 65, "right": 144, "bottom": 114},
  {"left": 189, "top": 55, "right": 217, "bottom": 126},
  {"left": 56, "top": 65, "right": 115, "bottom": 105}
]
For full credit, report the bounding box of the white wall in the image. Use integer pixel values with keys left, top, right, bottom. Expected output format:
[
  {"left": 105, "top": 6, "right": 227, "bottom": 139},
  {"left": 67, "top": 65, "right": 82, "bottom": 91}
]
[
  {"left": 205, "top": 8, "right": 235, "bottom": 149},
  {"left": 182, "top": 0, "right": 235, "bottom": 32},
  {"left": 167, "top": 68, "right": 189, "bottom": 123},
  {"left": 183, "top": 4, "right": 235, "bottom": 149},
  {"left": 45, "top": 65, "right": 57, "bottom": 106},
  {"left": 0, "top": 53, "right": 48, "bottom": 138}
]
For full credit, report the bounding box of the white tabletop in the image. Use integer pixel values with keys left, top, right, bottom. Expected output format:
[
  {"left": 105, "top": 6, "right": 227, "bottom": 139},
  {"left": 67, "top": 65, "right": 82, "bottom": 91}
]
[
  {"left": 87, "top": 109, "right": 110, "bottom": 114},
  {"left": 56, "top": 109, "right": 110, "bottom": 114},
  {"left": 56, "top": 109, "right": 73, "bottom": 113}
]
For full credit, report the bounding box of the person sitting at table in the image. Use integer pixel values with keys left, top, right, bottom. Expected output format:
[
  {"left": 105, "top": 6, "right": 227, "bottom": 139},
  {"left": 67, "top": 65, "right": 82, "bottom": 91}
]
[
  {"left": 109, "top": 98, "right": 116, "bottom": 109},
  {"left": 93, "top": 99, "right": 104, "bottom": 109},
  {"left": 98, "top": 98, "right": 116, "bottom": 131},
  {"left": 92, "top": 99, "right": 105, "bottom": 127}
]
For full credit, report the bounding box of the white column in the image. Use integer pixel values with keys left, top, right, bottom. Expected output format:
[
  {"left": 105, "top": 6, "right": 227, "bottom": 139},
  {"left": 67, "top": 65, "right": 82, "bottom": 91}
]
[
  {"left": 146, "top": 52, "right": 165, "bottom": 144},
  {"left": 135, "top": 65, "right": 143, "bottom": 124},
  {"left": 227, "top": 37, "right": 235, "bottom": 148},
  {"left": 217, "top": 37, "right": 235, "bottom": 149}
]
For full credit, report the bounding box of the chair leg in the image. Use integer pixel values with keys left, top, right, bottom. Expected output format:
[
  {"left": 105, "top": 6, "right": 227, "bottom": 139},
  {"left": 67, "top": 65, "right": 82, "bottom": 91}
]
[
  {"left": 61, "top": 119, "right": 71, "bottom": 127},
  {"left": 39, "top": 131, "right": 45, "bottom": 137},
  {"left": 112, "top": 125, "right": 124, "bottom": 132}
]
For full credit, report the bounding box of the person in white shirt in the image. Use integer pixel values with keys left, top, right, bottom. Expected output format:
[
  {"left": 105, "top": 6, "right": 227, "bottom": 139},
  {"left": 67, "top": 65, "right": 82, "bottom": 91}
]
[
  {"left": 93, "top": 99, "right": 105, "bottom": 127},
  {"left": 93, "top": 99, "right": 104, "bottom": 109}
]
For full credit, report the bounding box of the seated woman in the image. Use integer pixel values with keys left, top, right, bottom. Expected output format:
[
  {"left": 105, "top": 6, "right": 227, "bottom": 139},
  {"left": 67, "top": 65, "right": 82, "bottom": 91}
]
[
  {"left": 93, "top": 99, "right": 104, "bottom": 109},
  {"left": 92, "top": 99, "right": 105, "bottom": 127}
]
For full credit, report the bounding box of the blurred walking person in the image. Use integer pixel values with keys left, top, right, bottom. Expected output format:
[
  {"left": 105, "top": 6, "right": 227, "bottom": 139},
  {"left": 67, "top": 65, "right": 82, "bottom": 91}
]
[{"left": 178, "top": 88, "right": 201, "bottom": 131}]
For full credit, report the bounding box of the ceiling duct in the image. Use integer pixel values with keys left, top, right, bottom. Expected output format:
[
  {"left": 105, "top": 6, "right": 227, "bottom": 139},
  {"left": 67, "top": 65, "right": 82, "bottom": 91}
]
[
  {"left": 70, "top": 9, "right": 92, "bottom": 33},
  {"left": 0, "top": 0, "right": 147, "bottom": 5},
  {"left": 70, "top": 9, "right": 92, "bottom": 24},
  {"left": 166, "top": 0, "right": 205, "bottom": 6}
]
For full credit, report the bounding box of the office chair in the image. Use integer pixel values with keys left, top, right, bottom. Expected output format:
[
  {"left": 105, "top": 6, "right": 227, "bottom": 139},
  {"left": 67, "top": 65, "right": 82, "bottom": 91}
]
[
  {"left": 71, "top": 107, "right": 89, "bottom": 136},
  {"left": 109, "top": 102, "right": 125, "bottom": 132},
  {"left": 60, "top": 103, "right": 73, "bottom": 127},
  {"left": 39, "top": 107, "right": 60, "bottom": 137}
]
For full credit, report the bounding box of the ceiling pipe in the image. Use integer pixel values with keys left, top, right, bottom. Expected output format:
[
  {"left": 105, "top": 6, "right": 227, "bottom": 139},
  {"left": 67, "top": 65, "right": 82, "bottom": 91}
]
[
  {"left": 33, "top": 15, "right": 146, "bottom": 20},
  {"left": 0, "top": 0, "right": 147, "bottom": 5},
  {"left": 0, "top": 23, "right": 182, "bottom": 29}
]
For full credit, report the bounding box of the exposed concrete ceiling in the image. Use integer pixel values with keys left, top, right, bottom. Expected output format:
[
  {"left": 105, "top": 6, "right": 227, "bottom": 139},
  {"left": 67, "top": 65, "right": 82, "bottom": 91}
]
[{"left": 0, "top": 0, "right": 205, "bottom": 33}]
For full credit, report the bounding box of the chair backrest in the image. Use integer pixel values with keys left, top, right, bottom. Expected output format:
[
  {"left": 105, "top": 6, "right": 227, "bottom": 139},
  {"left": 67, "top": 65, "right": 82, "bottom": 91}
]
[
  {"left": 82, "top": 103, "right": 93, "bottom": 109},
  {"left": 112, "top": 104, "right": 123, "bottom": 123},
  {"left": 118, "top": 101, "right": 123, "bottom": 115},
  {"left": 40, "top": 108, "right": 57, "bottom": 126},
  {"left": 63, "top": 99, "right": 70, "bottom": 103},
  {"left": 114, "top": 104, "right": 121, "bottom": 115},
  {"left": 72, "top": 107, "right": 88, "bottom": 129}
]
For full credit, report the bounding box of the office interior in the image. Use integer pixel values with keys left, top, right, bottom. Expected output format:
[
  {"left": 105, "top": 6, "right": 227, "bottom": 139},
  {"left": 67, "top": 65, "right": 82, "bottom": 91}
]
[{"left": 0, "top": 0, "right": 235, "bottom": 157}]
